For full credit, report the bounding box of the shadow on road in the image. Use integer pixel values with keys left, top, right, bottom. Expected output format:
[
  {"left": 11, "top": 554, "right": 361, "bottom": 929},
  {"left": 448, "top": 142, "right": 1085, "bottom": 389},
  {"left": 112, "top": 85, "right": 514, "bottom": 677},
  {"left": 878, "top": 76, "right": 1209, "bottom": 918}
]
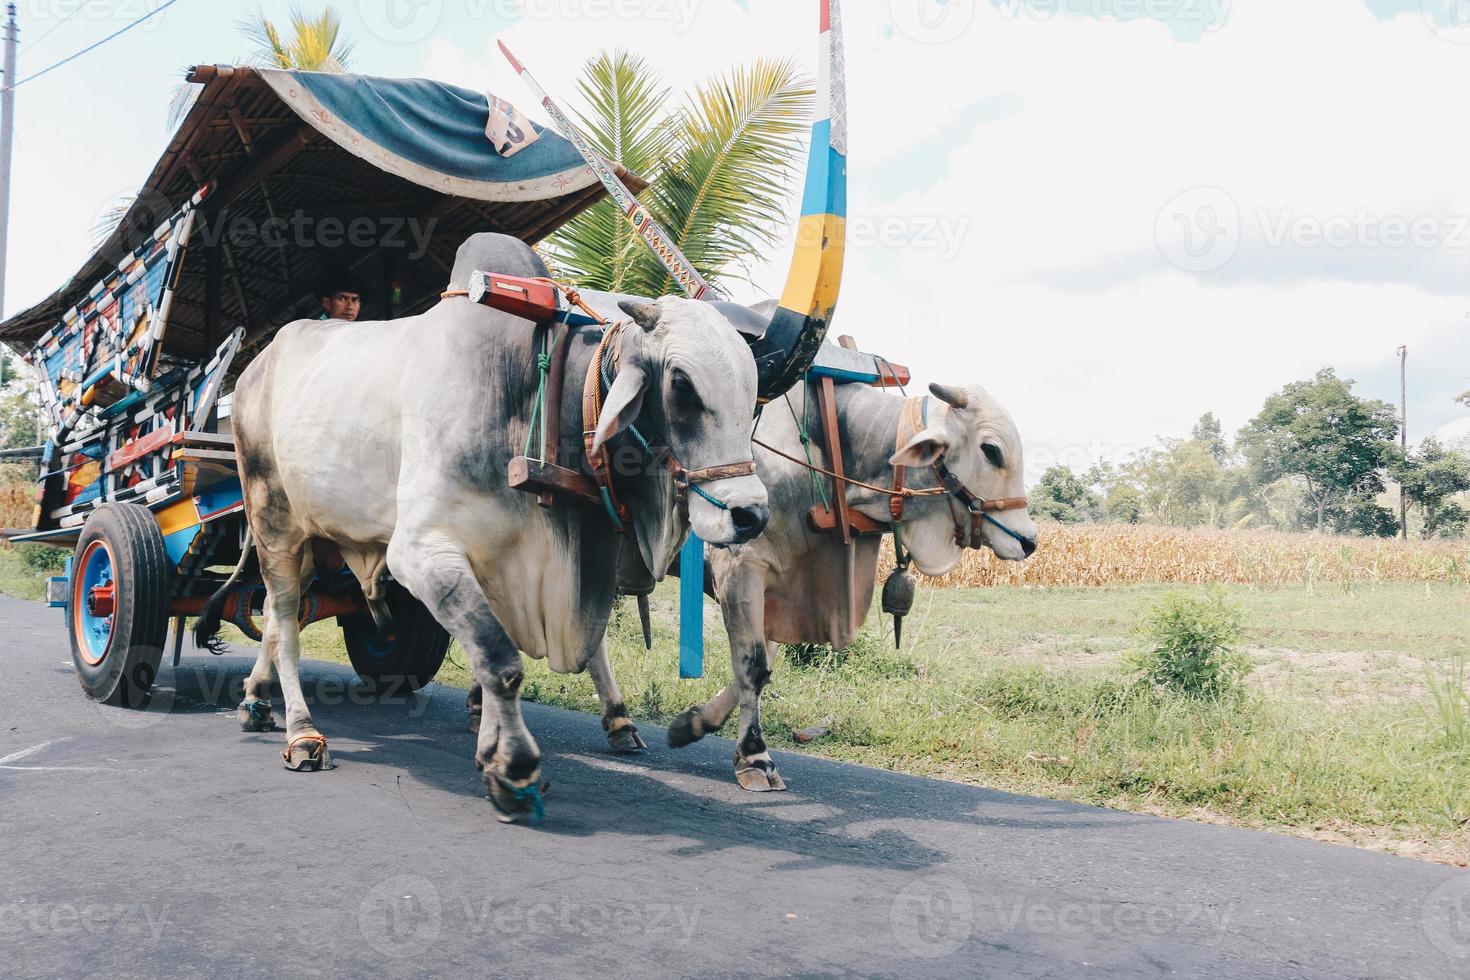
[{"left": 112, "top": 652, "right": 1146, "bottom": 873}]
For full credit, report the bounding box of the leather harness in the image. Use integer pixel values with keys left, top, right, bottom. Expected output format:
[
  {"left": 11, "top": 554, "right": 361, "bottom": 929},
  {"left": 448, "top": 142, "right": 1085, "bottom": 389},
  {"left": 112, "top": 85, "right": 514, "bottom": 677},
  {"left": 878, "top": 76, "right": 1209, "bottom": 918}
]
[
  {"left": 766, "top": 388, "right": 1032, "bottom": 551},
  {"left": 580, "top": 320, "right": 757, "bottom": 532}
]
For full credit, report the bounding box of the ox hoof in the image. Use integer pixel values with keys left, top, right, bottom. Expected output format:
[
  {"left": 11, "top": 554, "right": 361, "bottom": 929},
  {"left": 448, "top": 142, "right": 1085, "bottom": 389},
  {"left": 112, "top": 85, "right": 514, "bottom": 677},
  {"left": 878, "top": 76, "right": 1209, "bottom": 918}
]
[
  {"left": 486, "top": 770, "right": 549, "bottom": 825},
  {"left": 734, "top": 754, "right": 787, "bottom": 793},
  {"left": 606, "top": 725, "right": 647, "bottom": 754},
  {"left": 667, "top": 708, "right": 706, "bottom": 749},
  {"left": 282, "top": 734, "right": 333, "bottom": 773},
  {"left": 237, "top": 698, "right": 276, "bottom": 733}
]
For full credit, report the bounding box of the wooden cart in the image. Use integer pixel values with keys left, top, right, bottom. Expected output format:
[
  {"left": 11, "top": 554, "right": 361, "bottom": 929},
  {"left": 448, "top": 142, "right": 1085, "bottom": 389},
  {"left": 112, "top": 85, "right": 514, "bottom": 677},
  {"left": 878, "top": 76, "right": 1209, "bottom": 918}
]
[{"left": 0, "top": 65, "right": 637, "bottom": 706}]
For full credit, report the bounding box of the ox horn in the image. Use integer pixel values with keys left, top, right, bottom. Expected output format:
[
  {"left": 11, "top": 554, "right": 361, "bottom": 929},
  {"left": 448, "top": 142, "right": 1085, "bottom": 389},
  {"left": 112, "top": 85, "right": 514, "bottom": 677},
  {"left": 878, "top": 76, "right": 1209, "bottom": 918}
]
[
  {"left": 618, "top": 299, "right": 662, "bottom": 332},
  {"left": 929, "top": 384, "right": 970, "bottom": 410},
  {"left": 749, "top": 0, "right": 848, "bottom": 402}
]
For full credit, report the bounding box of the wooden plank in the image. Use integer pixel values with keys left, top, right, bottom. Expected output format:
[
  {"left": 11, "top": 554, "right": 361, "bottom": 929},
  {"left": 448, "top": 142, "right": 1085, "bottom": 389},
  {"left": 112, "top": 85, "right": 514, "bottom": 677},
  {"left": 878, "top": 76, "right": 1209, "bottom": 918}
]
[
  {"left": 172, "top": 447, "right": 236, "bottom": 464},
  {"left": 507, "top": 456, "right": 599, "bottom": 504},
  {"left": 174, "top": 430, "right": 235, "bottom": 449},
  {"left": 809, "top": 344, "right": 911, "bottom": 387},
  {"left": 107, "top": 426, "right": 175, "bottom": 470},
  {"left": 173, "top": 447, "right": 239, "bottom": 496},
  {"left": 816, "top": 376, "right": 851, "bottom": 545}
]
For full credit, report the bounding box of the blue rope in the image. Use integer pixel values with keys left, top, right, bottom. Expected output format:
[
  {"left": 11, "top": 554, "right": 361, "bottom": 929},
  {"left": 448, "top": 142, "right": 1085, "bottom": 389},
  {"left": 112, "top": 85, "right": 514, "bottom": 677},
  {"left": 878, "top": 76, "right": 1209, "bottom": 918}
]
[
  {"left": 599, "top": 486, "right": 625, "bottom": 531},
  {"left": 505, "top": 782, "right": 545, "bottom": 824},
  {"left": 982, "top": 510, "right": 1033, "bottom": 545},
  {"left": 688, "top": 483, "right": 729, "bottom": 510}
]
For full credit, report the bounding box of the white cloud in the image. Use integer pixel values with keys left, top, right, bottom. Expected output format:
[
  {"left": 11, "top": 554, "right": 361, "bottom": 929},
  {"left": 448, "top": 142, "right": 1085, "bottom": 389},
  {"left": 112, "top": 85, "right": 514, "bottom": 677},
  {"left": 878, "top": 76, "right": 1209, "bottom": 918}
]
[
  {"left": 13, "top": 1, "right": 1464, "bottom": 491},
  {"left": 462, "top": 0, "right": 1469, "bottom": 480}
]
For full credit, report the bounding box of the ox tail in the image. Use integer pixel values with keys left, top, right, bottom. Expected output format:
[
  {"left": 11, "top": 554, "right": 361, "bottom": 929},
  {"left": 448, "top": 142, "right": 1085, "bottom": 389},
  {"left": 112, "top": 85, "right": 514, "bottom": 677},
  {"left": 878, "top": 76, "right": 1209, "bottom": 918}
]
[{"left": 194, "top": 526, "right": 255, "bottom": 654}]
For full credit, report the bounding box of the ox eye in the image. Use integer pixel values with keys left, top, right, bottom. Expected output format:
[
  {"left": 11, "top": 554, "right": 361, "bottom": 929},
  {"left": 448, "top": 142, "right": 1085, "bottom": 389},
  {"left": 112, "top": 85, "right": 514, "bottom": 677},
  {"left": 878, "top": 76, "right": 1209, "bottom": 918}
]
[
  {"left": 982, "top": 442, "right": 1006, "bottom": 469},
  {"left": 670, "top": 369, "right": 701, "bottom": 409}
]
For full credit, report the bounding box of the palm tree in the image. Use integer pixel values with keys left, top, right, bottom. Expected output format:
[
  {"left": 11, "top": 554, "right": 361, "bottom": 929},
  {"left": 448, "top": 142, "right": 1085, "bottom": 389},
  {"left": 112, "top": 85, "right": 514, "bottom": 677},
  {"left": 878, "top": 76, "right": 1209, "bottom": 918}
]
[
  {"left": 543, "top": 50, "right": 812, "bottom": 298},
  {"left": 103, "top": 6, "right": 355, "bottom": 248},
  {"left": 238, "top": 5, "right": 355, "bottom": 72},
  {"left": 166, "top": 5, "right": 353, "bottom": 133}
]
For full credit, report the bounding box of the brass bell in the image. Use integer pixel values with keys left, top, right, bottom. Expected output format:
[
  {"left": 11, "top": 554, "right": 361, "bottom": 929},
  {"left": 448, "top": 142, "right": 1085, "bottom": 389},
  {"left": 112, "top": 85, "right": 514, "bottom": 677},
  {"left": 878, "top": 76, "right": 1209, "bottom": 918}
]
[{"left": 882, "top": 563, "right": 917, "bottom": 648}]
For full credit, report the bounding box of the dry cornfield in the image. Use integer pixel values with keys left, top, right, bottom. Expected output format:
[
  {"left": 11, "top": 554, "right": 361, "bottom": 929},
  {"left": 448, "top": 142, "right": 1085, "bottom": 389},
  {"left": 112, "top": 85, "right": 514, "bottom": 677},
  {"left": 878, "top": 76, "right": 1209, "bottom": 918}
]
[
  {"left": 0, "top": 483, "right": 32, "bottom": 531},
  {"left": 881, "top": 522, "right": 1470, "bottom": 588}
]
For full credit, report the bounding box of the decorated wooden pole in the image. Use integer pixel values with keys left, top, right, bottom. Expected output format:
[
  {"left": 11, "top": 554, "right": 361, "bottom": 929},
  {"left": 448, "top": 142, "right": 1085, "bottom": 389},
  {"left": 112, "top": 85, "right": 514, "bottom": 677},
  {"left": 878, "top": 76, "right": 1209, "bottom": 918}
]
[
  {"left": 750, "top": 0, "right": 848, "bottom": 403},
  {"left": 501, "top": 1, "right": 850, "bottom": 678},
  {"left": 498, "top": 39, "right": 717, "bottom": 302}
]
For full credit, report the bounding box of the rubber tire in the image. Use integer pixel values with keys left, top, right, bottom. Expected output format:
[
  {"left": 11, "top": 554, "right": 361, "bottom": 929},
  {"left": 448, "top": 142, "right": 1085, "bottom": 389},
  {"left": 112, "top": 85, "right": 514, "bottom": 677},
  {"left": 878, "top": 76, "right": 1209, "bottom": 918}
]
[
  {"left": 69, "top": 503, "right": 170, "bottom": 708},
  {"left": 340, "top": 581, "right": 451, "bottom": 693}
]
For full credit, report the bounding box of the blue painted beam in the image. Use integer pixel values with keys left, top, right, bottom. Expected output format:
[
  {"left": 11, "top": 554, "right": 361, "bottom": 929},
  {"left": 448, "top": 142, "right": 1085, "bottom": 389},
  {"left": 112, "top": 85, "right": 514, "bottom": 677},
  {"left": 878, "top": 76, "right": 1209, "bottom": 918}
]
[{"left": 678, "top": 534, "right": 705, "bottom": 679}]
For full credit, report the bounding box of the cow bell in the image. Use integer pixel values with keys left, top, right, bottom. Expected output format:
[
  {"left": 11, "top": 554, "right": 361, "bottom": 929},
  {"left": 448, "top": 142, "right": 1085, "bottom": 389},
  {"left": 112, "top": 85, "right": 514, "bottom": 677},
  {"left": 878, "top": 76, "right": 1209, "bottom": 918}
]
[{"left": 882, "top": 563, "right": 917, "bottom": 649}]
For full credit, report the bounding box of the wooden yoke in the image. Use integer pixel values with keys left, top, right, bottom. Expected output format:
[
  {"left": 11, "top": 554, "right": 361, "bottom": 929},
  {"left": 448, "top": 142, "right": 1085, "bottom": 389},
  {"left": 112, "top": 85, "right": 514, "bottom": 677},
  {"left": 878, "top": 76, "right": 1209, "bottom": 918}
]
[
  {"left": 470, "top": 272, "right": 602, "bottom": 508},
  {"left": 816, "top": 375, "right": 851, "bottom": 545},
  {"left": 505, "top": 321, "right": 600, "bottom": 507},
  {"left": 805, "top": 335, "right": 891, "bottom": 540},
  {"left": 535, "top": 320, "right": 572, "bottom": 508}
]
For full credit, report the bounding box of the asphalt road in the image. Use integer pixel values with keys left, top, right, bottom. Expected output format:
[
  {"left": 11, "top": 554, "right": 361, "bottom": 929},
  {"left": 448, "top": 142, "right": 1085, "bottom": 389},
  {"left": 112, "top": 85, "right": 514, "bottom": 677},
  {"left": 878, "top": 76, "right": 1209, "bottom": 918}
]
[{"left": 2, "top": 595, "right": 1469, "bottom": 979}]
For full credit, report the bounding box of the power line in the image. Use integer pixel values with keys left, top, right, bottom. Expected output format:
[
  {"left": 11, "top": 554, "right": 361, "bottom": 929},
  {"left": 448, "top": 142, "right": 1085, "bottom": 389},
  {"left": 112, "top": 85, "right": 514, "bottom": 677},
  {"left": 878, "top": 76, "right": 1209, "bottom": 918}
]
[
  {"left": 19, "top": 0, "right": 103, "bottom": 57},
  {"left": 12, "top": 0, "right": 182, "bottom": 89}
]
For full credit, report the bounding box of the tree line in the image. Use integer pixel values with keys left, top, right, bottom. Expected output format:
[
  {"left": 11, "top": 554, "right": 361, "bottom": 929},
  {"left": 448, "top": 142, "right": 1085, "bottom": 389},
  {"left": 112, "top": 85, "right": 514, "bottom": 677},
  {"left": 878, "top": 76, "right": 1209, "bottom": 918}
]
[{"left": 1033, "top": 368, "right": 1470, "bottom": 539}]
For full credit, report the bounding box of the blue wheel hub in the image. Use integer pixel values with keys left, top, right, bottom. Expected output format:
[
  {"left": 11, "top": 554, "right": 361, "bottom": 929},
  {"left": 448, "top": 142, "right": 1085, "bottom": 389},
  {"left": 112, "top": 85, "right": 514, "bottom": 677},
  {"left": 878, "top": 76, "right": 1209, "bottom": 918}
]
[{"left": 74, "top": 540, "right": 116, "bottom": 666}]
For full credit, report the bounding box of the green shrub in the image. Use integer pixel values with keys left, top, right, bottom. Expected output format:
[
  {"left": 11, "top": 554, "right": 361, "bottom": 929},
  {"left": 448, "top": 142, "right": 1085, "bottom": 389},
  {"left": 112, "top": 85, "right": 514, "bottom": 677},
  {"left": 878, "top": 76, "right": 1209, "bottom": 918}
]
[
  {"left": 19, "top": 544, "right": 68, "bottom": 573},
  {"left": 1128, "top": 589, "right": 1251, "bottom": 699},
  {"left": 782, "top": 628, "right": 917, "bottom": 680},
  {"left": 1423, "top": 652, "right": 1470, "bottom": 750}
]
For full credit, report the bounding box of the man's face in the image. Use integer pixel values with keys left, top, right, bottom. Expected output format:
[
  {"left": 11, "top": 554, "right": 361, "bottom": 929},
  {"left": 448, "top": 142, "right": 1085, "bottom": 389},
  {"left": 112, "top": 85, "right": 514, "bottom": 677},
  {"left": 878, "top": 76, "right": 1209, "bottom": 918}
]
[{"left": 322, "top": 291, "right": 362, "bottom": 321}]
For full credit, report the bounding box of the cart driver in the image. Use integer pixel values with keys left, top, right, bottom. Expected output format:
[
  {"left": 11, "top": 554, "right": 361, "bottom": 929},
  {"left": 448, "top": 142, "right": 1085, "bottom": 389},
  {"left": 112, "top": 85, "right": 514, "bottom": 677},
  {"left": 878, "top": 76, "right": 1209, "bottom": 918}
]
[{"left": 318, "top": 268, "right": 364, "bottom": 322}]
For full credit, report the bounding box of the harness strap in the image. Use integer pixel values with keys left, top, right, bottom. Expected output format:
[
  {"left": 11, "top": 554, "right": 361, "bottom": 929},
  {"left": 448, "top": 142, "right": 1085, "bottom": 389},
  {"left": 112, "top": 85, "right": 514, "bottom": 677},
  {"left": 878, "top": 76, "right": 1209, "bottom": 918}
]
[
  {"left": 583, "top": 322, "right": 630, "bottom": 531},
  {"left": 753, "top": 437, "right": 947, "bottom": 498},
  {"left": 935, "top": 459, "right": 1031, "bottom": 547},
  {"left": 582, "top": 322, "right": 757, "bottom": 529}
]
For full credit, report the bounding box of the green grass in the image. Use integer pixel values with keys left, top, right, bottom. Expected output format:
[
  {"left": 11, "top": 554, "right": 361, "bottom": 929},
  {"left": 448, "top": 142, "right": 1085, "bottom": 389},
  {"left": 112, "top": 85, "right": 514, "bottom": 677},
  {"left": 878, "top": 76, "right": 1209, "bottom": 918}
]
[
  {"left": 7, "top": 549, "right": 1469, "bottom": 863},
  {"left": 0, "top": 544, "right": 65, "bottom": 601}
]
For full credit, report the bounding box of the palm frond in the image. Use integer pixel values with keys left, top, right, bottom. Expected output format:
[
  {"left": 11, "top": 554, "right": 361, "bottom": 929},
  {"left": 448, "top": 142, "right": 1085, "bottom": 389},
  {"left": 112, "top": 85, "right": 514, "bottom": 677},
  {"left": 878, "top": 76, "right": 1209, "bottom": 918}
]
[
  {"left": 542, "top": 51, "right": 672, "bottom": 292},
  {"left": 167, "top": 80, "right": 202, "bottom": 131},
  {"left": 91, "top": 194, "right": 136, "bottom": 249},
  {"left": 651, "top": 58, "right": 811, "bottom": 297},
  {"left": 239, "top": 5, "right": 353, "bottom": 72},
  {"left": 544, "top": 53, "right": 812, "bottom": 299}
]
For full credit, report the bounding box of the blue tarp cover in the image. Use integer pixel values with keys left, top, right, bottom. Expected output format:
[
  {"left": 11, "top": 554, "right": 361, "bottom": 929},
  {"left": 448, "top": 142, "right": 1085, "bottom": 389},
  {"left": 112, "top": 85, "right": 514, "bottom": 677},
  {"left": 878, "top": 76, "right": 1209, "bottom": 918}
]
[{"left": 259, "top": 69, "right": 597, "bottom": 203}]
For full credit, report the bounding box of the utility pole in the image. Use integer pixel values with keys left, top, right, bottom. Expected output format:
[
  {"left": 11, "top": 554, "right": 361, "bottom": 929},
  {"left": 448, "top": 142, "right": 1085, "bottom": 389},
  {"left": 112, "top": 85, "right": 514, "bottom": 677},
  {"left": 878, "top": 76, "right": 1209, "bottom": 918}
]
[
  {"left": 0, "top": 3, "right": 16, "bottom": 321},
  {"left": 1397, "top": 345, "right": 1408, "bottom": 541}
]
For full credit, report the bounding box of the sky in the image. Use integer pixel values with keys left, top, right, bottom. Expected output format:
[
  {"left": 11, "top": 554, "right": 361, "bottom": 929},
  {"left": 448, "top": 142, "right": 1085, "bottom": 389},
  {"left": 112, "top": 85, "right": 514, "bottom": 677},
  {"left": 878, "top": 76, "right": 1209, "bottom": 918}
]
[{"left": 2, "top": 0, "right": 1469, "bottom": 480}]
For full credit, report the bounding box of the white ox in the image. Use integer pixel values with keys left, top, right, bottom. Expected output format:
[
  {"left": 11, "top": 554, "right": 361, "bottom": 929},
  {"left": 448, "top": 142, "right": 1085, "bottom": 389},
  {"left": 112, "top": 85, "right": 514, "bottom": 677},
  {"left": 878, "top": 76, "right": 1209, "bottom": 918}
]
[
  {"left": 204, "top": 233, "right": 769, "bottom": 821},
  {"left": 679, "top": 380, "right": 1038, "bottom": 789},
  {"left": 469, "top": 376, "right": 1040, "bottom": 790}
]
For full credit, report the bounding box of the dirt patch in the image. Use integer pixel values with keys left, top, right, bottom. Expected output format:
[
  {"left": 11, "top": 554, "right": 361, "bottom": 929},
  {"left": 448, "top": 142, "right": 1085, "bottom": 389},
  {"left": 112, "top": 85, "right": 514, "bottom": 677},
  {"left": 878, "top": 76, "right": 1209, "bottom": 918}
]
[{"left": 1248, "top": 646, "right": 1433, "bottom": 705}]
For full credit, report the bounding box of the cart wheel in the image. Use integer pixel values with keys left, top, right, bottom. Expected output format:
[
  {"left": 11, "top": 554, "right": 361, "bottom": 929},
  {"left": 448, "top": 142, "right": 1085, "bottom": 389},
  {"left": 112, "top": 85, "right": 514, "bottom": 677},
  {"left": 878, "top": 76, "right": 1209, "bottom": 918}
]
[
  {"left": 339, "top": 581, "right": 450, "bottom": 693},
  {"left": 69, "top": 503, "right": 170, "bottom": 708}
]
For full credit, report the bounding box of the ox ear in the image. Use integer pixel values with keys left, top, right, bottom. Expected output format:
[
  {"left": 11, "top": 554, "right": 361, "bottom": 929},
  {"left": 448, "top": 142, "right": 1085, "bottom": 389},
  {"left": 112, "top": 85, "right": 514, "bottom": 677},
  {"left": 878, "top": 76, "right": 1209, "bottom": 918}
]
[
  {"left": 618, "top": 299, "right": 661, "bottom": 332},
  {"left": 590, "top": 363, "right": 650, "bottom": 457},
  {"left": 890, "top": 426, "right": 951, "bottom": 468}
]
